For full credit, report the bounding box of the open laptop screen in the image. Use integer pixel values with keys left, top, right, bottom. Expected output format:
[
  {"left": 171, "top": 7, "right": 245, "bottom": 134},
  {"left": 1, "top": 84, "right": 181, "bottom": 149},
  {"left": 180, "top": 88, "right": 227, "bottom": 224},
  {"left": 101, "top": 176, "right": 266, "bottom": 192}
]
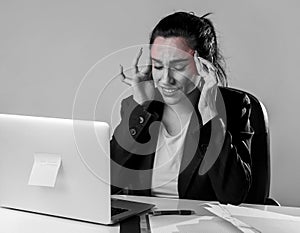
[{"left": 0, "top": 114, "right": 112, "bottom": 224}]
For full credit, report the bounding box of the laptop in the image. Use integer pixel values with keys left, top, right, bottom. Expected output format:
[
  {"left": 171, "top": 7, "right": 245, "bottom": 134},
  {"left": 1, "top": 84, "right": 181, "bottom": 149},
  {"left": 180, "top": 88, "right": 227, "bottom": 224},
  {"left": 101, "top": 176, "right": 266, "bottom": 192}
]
[{"left": 0, "top": 114, "right": 154, "bottom": 225}]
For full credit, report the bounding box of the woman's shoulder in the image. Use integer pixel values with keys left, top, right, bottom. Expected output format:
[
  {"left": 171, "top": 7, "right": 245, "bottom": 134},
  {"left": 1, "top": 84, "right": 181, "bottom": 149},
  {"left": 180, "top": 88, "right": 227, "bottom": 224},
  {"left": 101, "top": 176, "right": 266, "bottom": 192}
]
[
  {"left": 120, "top": 95, "right": 135, "bottom": 106},
  {"left": 218, "top": 87, "right": 251, "bottom": 106},
  {"left": 217, "top": 87, "right": 251, "bottom": 121}
]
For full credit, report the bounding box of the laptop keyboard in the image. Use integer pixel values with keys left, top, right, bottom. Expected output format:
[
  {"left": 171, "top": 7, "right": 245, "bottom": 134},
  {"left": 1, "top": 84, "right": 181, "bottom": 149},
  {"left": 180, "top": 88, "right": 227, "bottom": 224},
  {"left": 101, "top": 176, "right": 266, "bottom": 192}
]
[{"left": 111, "top": 206, "right": 129, "bottom": 216}]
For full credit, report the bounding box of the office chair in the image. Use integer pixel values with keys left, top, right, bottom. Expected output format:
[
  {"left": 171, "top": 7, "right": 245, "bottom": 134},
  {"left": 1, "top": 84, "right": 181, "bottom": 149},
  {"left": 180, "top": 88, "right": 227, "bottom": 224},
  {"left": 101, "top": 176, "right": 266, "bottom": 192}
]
[{"left": 227, "top": 87, "right": 279, "bottom": 206}]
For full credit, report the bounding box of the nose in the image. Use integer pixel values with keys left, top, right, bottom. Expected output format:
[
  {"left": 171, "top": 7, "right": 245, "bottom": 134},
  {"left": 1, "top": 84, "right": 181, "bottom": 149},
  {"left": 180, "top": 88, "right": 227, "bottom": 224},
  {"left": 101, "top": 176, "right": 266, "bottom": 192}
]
[{"left": 160, "top": 67, "right": 175, "bottom": 85}]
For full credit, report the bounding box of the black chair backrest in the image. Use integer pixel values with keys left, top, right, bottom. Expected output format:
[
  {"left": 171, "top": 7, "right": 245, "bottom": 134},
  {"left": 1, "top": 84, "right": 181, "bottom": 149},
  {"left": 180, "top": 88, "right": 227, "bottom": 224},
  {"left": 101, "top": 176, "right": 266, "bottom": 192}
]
[{"left": 227, "top": 87, "right": 271, "bottom": 204}]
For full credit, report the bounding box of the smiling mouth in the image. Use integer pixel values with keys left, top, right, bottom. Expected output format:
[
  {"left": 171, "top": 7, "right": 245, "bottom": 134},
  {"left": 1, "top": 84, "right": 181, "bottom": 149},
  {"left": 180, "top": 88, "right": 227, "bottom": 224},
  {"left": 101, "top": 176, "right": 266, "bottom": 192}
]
[{"left": 161, "top": 87, "right": 179, "bottom": 95}]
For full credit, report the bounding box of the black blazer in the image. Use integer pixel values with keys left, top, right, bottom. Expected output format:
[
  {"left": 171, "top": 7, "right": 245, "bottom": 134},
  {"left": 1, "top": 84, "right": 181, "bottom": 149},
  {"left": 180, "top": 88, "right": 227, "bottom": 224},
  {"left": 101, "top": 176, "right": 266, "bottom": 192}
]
[{"left": 111, "top": 87, "right": 253, "bottom": 205}]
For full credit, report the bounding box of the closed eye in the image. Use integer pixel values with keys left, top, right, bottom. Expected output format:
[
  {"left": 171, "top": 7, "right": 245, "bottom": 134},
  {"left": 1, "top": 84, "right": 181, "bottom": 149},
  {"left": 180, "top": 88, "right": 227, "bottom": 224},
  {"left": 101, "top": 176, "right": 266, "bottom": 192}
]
[
  {"left": 154, "top": 66, "right": 163, "bottom": 70},
  {"left": 173, "top": 65, "right": 187, "bottom": 71}
]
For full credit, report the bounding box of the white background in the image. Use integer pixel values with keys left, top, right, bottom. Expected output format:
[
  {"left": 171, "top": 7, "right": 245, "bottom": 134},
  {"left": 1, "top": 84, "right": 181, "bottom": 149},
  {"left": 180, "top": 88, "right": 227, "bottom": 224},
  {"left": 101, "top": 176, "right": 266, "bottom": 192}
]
[{"left": 0, "top": 0, "right": 299, "bottom": 206}]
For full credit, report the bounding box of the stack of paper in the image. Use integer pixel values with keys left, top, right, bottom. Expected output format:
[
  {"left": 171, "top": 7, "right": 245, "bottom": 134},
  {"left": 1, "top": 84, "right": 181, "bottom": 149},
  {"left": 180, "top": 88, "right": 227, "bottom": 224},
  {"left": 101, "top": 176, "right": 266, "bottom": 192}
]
[
  {"left": 204, "top": 203, "right": 300, "bottom": 233},
  {"left": 148, "top": 203, "right": 300, "bottom": 233}
]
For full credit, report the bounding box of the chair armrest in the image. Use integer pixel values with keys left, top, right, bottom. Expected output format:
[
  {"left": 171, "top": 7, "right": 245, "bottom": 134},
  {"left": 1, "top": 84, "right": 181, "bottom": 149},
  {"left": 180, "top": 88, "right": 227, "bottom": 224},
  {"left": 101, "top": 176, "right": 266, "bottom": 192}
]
[{"left": 265, "top": 197, "right": 280, "bottom": 206}]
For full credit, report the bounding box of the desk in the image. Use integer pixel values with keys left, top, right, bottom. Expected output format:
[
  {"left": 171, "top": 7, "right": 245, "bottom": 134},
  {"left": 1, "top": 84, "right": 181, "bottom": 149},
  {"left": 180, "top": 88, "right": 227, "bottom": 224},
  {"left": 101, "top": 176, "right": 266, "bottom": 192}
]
[
  {"left": 118, "top": 195, "right": 300, "bottom": 232},
  {"left": 0, "top": 207, "right": 119, "bottom": 233},
  {"left": 1, "top": 195, "right": 300, "bottom": 233},
  {"left": 117, "top": 195, "right": 300, "bottom": 216}
]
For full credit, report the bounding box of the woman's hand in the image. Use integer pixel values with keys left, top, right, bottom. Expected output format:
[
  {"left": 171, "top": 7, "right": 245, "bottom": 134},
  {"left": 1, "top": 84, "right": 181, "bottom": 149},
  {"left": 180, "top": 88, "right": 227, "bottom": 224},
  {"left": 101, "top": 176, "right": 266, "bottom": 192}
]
[
  {"left": 193, "top": 51, "right": 218, "bottom": 125},
  {"left": 120, "top": 48, "right": 156, "bottom": 105}
]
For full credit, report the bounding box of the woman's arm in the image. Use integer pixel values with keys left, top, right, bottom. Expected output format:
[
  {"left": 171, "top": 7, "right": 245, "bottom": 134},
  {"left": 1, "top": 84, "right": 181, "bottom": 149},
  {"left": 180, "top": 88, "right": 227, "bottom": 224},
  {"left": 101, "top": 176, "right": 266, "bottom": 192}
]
[
  {"left": 110, "top": 96, "right": 162, "bottom": 194},
  {"left": 207, "top": 93, "right": 253, "bottom": 205}
]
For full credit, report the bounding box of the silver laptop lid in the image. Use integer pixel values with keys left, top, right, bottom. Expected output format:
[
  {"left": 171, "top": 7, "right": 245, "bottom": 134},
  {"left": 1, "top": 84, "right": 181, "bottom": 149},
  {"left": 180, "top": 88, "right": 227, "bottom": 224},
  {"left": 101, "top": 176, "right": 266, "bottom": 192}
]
[{"left": 0, "top": 114, "right": 112, "bottom": 224}]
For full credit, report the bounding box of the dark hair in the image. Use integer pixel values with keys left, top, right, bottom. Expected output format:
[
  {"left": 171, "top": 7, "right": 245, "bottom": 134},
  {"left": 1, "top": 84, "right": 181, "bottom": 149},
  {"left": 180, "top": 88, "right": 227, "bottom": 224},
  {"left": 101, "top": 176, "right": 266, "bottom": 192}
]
[{"left": 150, "top": 12, "right": 227, "bottom": 86}]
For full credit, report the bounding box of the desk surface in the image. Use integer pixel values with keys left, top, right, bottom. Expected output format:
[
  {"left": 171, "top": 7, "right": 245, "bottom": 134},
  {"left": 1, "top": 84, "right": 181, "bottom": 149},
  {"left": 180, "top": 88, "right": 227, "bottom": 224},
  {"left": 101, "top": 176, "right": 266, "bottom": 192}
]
[{"left": 1, "top": 195, "right": 300, "bottom": 233}]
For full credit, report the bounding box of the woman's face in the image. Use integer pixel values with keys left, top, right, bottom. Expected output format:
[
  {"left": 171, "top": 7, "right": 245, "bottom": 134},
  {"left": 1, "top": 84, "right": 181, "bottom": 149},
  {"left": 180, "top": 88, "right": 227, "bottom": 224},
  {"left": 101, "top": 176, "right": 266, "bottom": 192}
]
[{"left": 150, "top": 36, "right": 198, "bottom": 105}]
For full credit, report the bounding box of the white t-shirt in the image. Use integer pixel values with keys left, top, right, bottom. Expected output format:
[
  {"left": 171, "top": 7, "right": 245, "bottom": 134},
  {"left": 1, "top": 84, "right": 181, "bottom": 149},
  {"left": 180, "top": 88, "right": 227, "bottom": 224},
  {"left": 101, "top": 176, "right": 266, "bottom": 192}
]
[{"left": 151, "top": 115, "right": 192, "bottom": 198}]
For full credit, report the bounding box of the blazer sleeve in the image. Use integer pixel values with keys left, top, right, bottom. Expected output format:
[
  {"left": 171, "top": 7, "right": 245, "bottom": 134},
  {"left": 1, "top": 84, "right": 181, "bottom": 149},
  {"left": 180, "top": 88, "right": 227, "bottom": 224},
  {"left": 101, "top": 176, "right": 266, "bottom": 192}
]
[
  {"left": 206, "top": 93, "right": 253, "bottom": 205},
  {"left": 110, "top": 96, "right": 161, "bottom": 194}
]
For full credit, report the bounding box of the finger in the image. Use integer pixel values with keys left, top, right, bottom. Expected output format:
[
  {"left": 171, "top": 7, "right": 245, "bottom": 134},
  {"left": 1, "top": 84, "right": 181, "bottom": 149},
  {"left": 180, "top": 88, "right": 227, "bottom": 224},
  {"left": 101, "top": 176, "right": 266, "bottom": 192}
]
[
  {"left": 120, "top": 73, "right": 134, "bottom": 82},
  {"left": 120, "top": 64, "right": 128, "bottom": 79},
  {"left": 194, "top": 52, "right": 208, "bottom": 78},
  {"left": 200, "top": 71, "right": 218, "bottom": 91},
  {"left": 198, "top": 57, "right": 219, "bottom": 84},
  {"left": 140, "top": 64, "right": 150, "bottom": 74},
  {"left": 198, "top": 57, "right": 216, "bottom": 74},
  {"left": 121, "top": 77, "right": 133, "bottom": 86},
  {"left": 193, "top": 52, "right": 202, "bottom": 73},
  {"left": 120, "top": 75, "right": 134, "bottom": 86},
  {"left": 132, "top": 47, "right": 143, "bottom": 74},
  {"left": 140, "top": 65, "right": 152, "bottom": 81},
  {"left": 203, "top": 78, "right": 217, "bottom": 90},
  {"left": 199, "top": 76, "right": 205, "bottom": 90},
  {"left": 141, "top": 56, "right": 152, "bottom": 77},
  {"left": 202, "top": 74, "right": 218, "bottom": 89},
  {"left": 120, "top": 64, "right": 124, "bottom": 74},
  {"left": 120, "top": 64, "right": 134, "bottom": 80},
  {"left": 120, "top": 64, "right": 134, "bottom": 85},
  {"left": 120, "top": 64, "right": 125, "bottom": 77},
  {"left": 201, "top": 76, "right": 218, "bottom": 95},
  {"left": 193, "top": 53, "right": 208, "bottom": 90},
  {"left": 192, "top": 74, "right": 205, "bottom": 92},
  {"left": 146, "top": 54, "right": 152, "bottom": 67}
]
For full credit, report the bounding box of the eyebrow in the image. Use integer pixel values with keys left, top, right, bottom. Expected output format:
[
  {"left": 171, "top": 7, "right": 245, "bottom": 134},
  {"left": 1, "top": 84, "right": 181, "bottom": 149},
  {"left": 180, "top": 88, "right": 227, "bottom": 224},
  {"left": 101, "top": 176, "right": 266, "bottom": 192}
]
[{"left": 151, "top": 57, "right": 189, "bottom": 64}]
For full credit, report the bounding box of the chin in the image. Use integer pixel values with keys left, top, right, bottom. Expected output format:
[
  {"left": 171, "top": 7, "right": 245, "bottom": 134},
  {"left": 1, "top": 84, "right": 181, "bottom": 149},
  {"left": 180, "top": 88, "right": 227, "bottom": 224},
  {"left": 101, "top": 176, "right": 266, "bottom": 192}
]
[{"left": 161, "top": 95, "right": 181, "bottom": 105}]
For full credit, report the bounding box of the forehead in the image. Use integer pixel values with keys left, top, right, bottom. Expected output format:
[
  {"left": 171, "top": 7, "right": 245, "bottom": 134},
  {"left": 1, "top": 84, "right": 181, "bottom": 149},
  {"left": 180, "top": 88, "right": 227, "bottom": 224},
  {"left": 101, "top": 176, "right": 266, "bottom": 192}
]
[{"left": 151, "top": 37, "right": 194, "bottom": 60}]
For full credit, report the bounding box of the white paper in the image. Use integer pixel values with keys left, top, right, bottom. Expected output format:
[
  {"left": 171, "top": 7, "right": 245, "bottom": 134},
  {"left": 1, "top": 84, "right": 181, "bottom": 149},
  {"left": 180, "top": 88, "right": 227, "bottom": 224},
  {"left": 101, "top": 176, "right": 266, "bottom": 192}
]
[
  {"left": 28, "top": 153, "right": 62, "bottom": 187},
  {"left": 150, "top": 215, "right": 240, "bottom": 233},
  {"left": 205, "top": 203, "right": 261, "bottom": 233},
  {"left": 219, "top": 204, "right": 300, "bottom": 233},
  {"left": 226, "top": 204, "right": 300, "bottom": 221}
]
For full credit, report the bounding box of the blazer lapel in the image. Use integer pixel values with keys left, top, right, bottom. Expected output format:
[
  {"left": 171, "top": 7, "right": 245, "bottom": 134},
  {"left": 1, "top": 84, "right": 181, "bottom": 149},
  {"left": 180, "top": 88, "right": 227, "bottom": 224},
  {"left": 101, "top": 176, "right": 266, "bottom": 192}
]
[
  {"left": 178, "top": 112, "right": 207, "bottom": 197},
  {"left": 178, "top": 88, "right": 228, "bottom": 197}
]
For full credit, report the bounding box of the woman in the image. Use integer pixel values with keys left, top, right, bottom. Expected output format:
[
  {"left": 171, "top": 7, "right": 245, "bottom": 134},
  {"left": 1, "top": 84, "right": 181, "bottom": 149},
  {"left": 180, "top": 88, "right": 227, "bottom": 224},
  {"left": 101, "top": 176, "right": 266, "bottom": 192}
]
[{"left": 111, "top": 12, "right": 253, "bottom": 205}]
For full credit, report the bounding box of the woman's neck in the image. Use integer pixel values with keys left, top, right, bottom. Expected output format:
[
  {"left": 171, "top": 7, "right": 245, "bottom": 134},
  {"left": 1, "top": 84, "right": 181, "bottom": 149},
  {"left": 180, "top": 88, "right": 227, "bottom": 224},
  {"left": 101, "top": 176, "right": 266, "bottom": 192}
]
[
  {"left": 166, "top": 87, "right": 199, "bottom": 117},
  {"left": 164, "top": 102, "right": 193, "bottom": 120},
  {"left": 161, "top": 89, "right": 200, "bottom": 136},
  {"left": 162, "top": 100, "right": 194, "bottom": 136}
]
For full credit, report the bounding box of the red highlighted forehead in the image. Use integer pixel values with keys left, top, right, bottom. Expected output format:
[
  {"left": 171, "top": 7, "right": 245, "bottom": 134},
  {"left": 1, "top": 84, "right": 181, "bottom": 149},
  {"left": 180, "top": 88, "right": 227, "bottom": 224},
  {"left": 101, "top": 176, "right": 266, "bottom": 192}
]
[{"left": 151, "top": 37, "right": 194, "bottom": 62}]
